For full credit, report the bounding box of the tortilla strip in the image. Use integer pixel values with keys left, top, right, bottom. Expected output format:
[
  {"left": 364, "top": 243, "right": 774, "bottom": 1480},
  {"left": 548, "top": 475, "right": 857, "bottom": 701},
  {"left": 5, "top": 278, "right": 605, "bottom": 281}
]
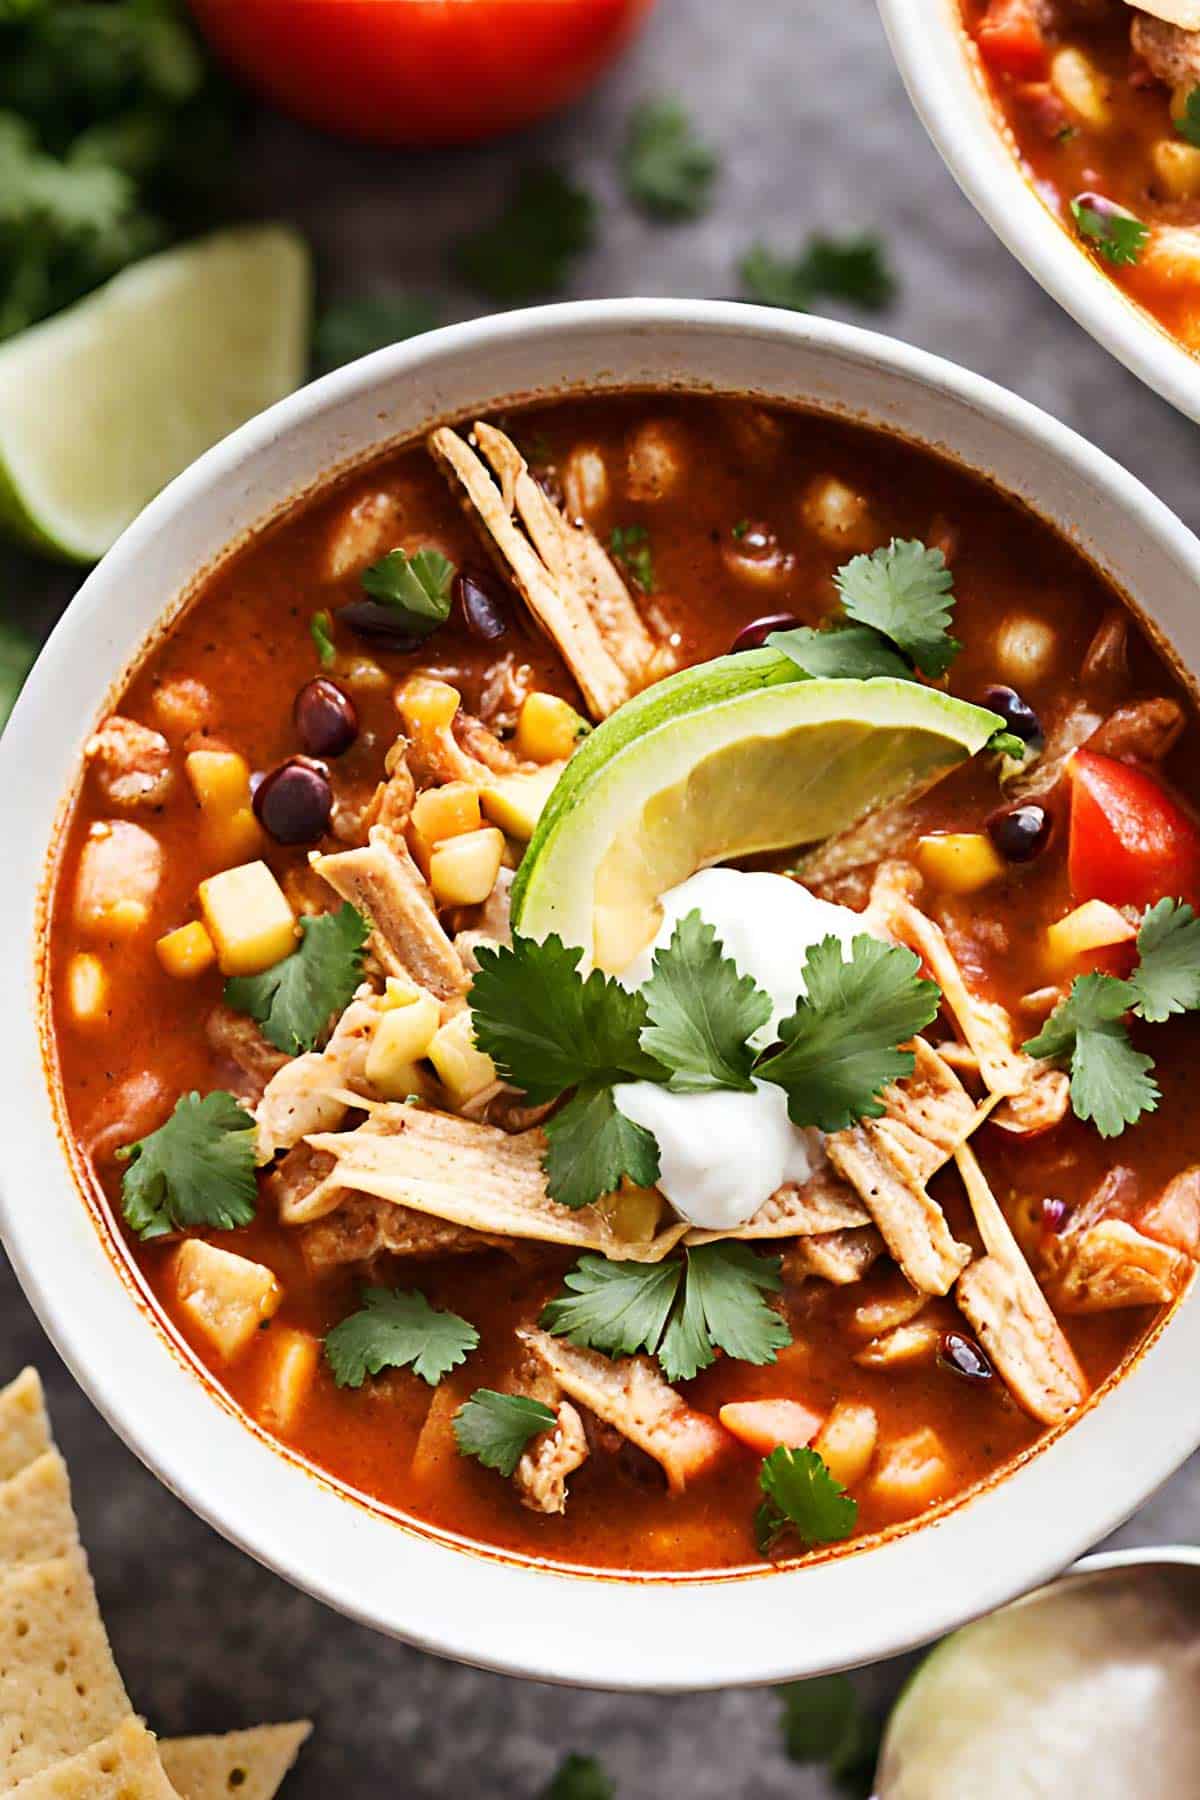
[
  {"left": 954, "top": 1144, "right": 1088, "bottom": 1425},
  {"left": 684, "top": 1171, "right": 871, "bottom": 1245},
  {"left": 0, "top": 1551, "right": 131, "bottom": 1787},
  {"left": 299, "top": 1193, "right": 516, "bottom": 1269},
  {"left": 313, "top": 830, "right": 468, "bottom": 1002},
  {"left": 827, "top": 1124, "right": 971, "bottom": 1295},
  {"left": 519, "top": 1329, "right": 727, "bottom": 1492},
  {"left": 429, "top": 423, "right": 655, "bottom": 718},
  {"left": 303, "top": 1101, "right": 689, "bottom": 1261},
  {"left": 159, "top": 1722, "right": 313, "bottom": 1800},
  {"left": 0, "top": 1368, "right": 51, "bottom": 1482},
  {"left": 9, "top": 1717, "right": 181, "bottom": 1799},
  {"left": 0, "top": 1451, "right": 78, "bottom": 1569}
]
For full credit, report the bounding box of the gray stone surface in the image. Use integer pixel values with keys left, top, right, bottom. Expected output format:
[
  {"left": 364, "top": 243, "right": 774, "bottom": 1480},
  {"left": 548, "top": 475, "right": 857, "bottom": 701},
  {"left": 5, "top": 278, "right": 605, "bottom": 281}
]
[{"left": 4, "top": 0, "right": 1200, "bottom": 1791}]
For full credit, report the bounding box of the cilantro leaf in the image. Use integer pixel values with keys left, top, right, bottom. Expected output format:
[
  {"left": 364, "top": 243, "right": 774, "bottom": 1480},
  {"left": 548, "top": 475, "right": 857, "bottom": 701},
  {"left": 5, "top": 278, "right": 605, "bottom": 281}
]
[
  {"left": 542, "top": 1083, "right": 661, "bottom": 1211},
  {"left": 453, "top": 1388, "right": 558, "bottom": 1476},
  {"left": 608, "top": 523, "right": 655, "bottom": 593},
  {"left": 469, "top": 934, "right": 664, "bottom": 1103},
  {"left": 0, "top": 613, "right": 37, "bottom": 729},
  {"left": 1128, "top": 898, "right": 1200, "bottom": 1023},
  {"left": 1178, "top": 85, "right": 1200, "bottom": 148},
  {"left": 1070, "top": 195, "right": 1148, "bottom": 269},
  {"left": 755, "top": 1445, "right": 857, "bottom": 1556},
  {"left": 310, "top": 608, "right": 335, "bottom": 669},
  {"left": 313, "top": 293, "right": 439, "bottom": 374},
  {"left": 540, "top": 1253, "right": 681, "bottom": 1359},
  {"left": 117, "top": 1089, "right": 257, "bottom": 1240},
  {"left": 756, "top": 935, "right": 939, "bottom": 1131},
  {"left": 621, "top": 97, "right": 717, "bottom": 221},
  {"left": 659, "top": 1241, "right": 790, "bottom": 1381},
  {"left": 834, "top": 539, "right": 960, "bottom": 679},
  {"left": 541, "top": 1243, "right": 789, "bottom": 1381},
  {"left": 224, "top": 905, "right": 368, "bottom": 1055},
  {"left": 542, "top": 1755, "right": 615, "bottom": 1800},
  {"left": 740, "top": 233, "right": 896, "bottom": 313},
  {"left": 639, "top": 909, "right": 772, "bottom": 1092},
  {"left": 767, "top": 622, "right": 913, "bottom": 682},
  {"left": 455, "top": 165, "right": 595, "bottom": 300},
  {"left": 359, "top": 547, "right": 456, "bottom": 638},
  {"left": 780, "top": 1676, "right": 881, "bottom": 1800},
  {"left": 1024, "top": 972, "right": 1159, "bottom": 1138},
  {"left": 324, "top": 1286, "right": 478, "bottom": 1389}
]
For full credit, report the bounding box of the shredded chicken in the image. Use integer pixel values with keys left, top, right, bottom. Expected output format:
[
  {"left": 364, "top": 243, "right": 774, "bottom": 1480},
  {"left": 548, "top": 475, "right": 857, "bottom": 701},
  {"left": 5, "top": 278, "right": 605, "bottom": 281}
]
[
  {"left": 853, "top": 1319, "right": 941, "bottom": 1368},
  {"left": 519, "top": 1329, "right": 727, "bottom": 1492},
  {"left": 314, "top": 828, "right": 469, "bottom": 1002},
  {"left": 683, "top": 1166, "right": 871, "bottom": 1245},
  {"left": 954, "top": 1145, "right": 1088, "bottom": 1425},
  {"left": 296, "top": 1190, "right": 516, "bottom": 1269},
  {"left": 782, "top": 1225, "right": 886, "bottom": 1286},
  {"left": 204, "top": 1006, "right": 289, "bottom": 1106},
  {"left": 83, "top": 715, "right": 174, "bottom": 807},
  {"left": 1131, "top": 10, "right": 1200, "bottom": 86},
  {"left": 428, "top": 422, "right": 661, "bottom": 717},
  {"left": 254, "top": 992, "right": 385, "bottom": 1160},
  {"left": 301, "top": 1100, "right": 690, "bottom": 1259},
  {"left": 1044, "top": 1218, "right": 1191, "bottom": 1313},
  {"left": 514, "top": 1400, "right": 590, "bottom": 1515},
  {"left": 1138, "top": 1164, "right": 1200, "bottom": 1255}
]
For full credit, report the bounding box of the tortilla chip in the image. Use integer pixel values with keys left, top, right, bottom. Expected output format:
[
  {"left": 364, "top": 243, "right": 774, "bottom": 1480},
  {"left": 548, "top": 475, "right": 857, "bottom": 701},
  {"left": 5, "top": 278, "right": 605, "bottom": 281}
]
[
  {"left": 0, "top": 1452, "right": 79, "bottom": 1569},
  {"left": 160, "top": 1722, "right": 313, "bottom": 1799},
  {"left": 7, "top": 1716, "right": 180, "bottom": 1797},
  {"left": 0, "top": 1551, "right": 130, "bottom": 1786},
  {"left": 0, "top": 1369, "right": 51, "bottom": 1482}
]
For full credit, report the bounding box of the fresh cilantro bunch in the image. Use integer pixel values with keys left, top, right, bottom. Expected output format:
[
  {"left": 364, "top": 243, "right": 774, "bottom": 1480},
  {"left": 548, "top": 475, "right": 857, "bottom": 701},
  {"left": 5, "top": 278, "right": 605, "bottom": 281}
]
[
  {"left": 470, "top": 913, "right": 939, "bottom": 1210},
  {"left": 325, "top": 1286, "right": 479, "bottom": 1389},
  {"left": 1024, "top": 898, "right": 1200, "bottom": 1137},
  {"left": 621, "top": 98, "right": 717, "bottom": 221},
  {"left": 740, "top": 233, "right": 896, "bottom": 313},
  {"left": 118, "top": 1089, "right": 257, "bottom": 1240},
  {"left": 225, "top": 905, "right": 369, "bottom": 1055},
  {"left": 540, "top": 1242, "right": 791, "bottom": 1383}
]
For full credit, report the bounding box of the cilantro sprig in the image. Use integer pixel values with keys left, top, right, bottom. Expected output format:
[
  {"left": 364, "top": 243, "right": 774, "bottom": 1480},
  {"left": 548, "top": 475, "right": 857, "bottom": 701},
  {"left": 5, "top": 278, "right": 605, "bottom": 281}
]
[
  {"left": 1024, "top": 898, "right": 1200, "bottom": 1137},
  {"left": 1070, "top": 194, "right": 1148, "bottom": 269},
  {"left": 455, "top": 165, "right": 595, "bottom": 300},
  {"left": 118, "top": 1089, "right": 257, "bottom": 1241},
  {"left": 359, "top": 547, "right": 456, "bottom": 640},
  {"left": 608, "top": 523, "right": 655, "bottom": 593},
  {"left": 780, "top": 1676, "right": 881, "bottom": 1799},
  {"left": 310, "top": 609, "right": 336, "bottom": 670},
  {"left": 622, "top": 98, "right": 717, "bottom": 221},
  {"left": 225, "top": 905, "right": 368, "bottom": 1055},
  {"left": 769, "top": 539, "right": 962, "bottom": 688},
  {"left": 542, "top": 1755, "right": 615, "bottom": 1800},
  {"left": 740, "top": 233, "right": 896, "bottom": 313},
  {"left": 324, "top": 1286, "right": 479, "bottom": 1389},
  {"left": 755, "top": 1445, "right": 858, "bottom": 1556},
  {"left": 453, "top": 1389, "right": 558, "bottom": 1476},
  {"left": 1177, "top": 86, "right": 1200, "bottom": 148},
  {"left": 640, "top": 910, "right": 772, "bottom": 1092},
  {"left": 540, "top": 1242, "right": 790, "bottom": 1382},
  {"left": 542, "top": 1083, "right": 661, "bottom": 1213},
  {"left": 313, "top": 294, "right": 439, "bottom": 373}
]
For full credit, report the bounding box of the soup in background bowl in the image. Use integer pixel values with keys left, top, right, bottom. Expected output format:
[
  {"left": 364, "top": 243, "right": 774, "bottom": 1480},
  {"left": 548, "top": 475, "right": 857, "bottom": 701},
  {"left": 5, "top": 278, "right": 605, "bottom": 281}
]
[{"left": 5, "top": 302, "right": 1200, "bottom": 1687}]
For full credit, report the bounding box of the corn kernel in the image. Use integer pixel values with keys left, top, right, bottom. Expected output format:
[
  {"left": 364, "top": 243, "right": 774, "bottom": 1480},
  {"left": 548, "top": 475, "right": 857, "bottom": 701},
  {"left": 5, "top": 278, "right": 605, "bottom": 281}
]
[
  {"left": 428, "top": 1009, "right": 497, "bottom": 1106},
  {"left": 258, "top": 1328, "right": 319, "bottom": 1434},
  {"left": 207, "top": 805, "right": 264, "bottom": 866},
  {"left": 1051, "top": 46, "right": 1110, "bottom": 129},
  {"left": 813, "top": 1401, "right": 878, "bottom": 1490},
  {"left": 514, "top": 692, "right": 587, "bottom": 764},
  {"left": 67, "top": 953, "right": 108, "bottom": 1025},
  {"left": 429, "top": 827, "right": 505, "bottom": 907},
  {"left": 156, "top": 919, "right": 217, "bottom": 979},
  {"left": 186, "top": 748, "right": 252, "bottom": 816},
  {"left": 198, "top": 860, "right": 297, "bottom": 977},
  {"left": 399, "top": 676, "right": 460, "bottom": 734},
  {"left": 602, "top": 1183, "right": 665, "bottom": 1244},
  {"left": 481, "top": 764, "right": 563, "bottom": 841},
  {"left": 1044, "top": 899, "right": 1136, "bottom": 973},
  {"left": 175, "top": 1240, "right": 283, "bottom": 1361},
  {"left": 1152, "top": 138, "right": 1200, "bottom": 201},
  {"left": 916, "top": 832, "right": 1006, "bottom": 896},
  {"left": 366, "top": 994, "right": 441, "bottom": 1091},
  {"left": 382, "top": 972, "right": 424, "bottom": 1009},
  {"left": 411, "top": 782, "right": 482, "bottom": 844}
]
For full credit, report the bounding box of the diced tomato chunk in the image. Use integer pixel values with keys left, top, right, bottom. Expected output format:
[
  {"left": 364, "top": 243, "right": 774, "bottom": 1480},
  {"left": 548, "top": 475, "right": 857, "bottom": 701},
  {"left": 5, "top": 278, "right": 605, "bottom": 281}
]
[
  {"left": 1067, "top": 749, "right": 1200, "bottom": 913},
  {"left": 977, "top": 0, "right": 1049, "bottom": 81},
  {"left": 718, "top": 1399, "right": 824, "bottom": 1456}
]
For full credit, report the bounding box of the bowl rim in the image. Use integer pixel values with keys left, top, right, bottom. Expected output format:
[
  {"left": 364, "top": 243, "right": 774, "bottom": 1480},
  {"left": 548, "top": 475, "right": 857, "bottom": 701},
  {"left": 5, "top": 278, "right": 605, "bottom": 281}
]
[
  {"left": 5, "top": 297, "right": 1200, "bottom": 1691},
  {"left": 876, "top": 0, "right": 1200, "bottom": 425}
]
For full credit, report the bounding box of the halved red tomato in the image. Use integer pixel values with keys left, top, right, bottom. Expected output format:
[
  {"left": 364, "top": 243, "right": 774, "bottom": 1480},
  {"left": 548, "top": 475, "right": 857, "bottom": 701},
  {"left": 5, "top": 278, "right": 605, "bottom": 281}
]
[
  {"left": 976, "top": 0, "right": 1049, "bottom": 81},
  {"left": 187, "top": 0, "right": 657, "bottom": 146},
  {"left": 1067, "top": 748, "right": 1200, "bottom": 913}
]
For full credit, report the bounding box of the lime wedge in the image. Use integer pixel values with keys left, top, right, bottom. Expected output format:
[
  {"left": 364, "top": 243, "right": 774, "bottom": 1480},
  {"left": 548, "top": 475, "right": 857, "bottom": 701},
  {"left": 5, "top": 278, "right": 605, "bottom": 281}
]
[
  {"left": 876, "top": 1564, "right": 1200, "bottom": 1797},
  {"left": 510, "top": 652, "right": 1002, "bottom": 971},
  {"left": 0, "top": 225, "right": 311, "bottom": 563}
]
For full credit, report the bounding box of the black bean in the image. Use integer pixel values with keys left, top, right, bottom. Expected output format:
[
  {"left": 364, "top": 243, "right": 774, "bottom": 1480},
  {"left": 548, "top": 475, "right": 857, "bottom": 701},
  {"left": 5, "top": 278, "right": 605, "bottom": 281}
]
[
  {"left": 938, "top": 1331, "right": 993, "bottom": 1384},
  {"left": 293, "top": 678, "right": 358, "bottom": 758},
  {"left": 981, "top": 683, "right": 1042, "bottom": 745},
  {"left": 253, "top": 756, "right": 333, "bottom": 846},
  {"left": 986, "top": 802, "right": 1052, "bottom": 863},
  {"left": 730, "top": 612, "right": 802, "bottom": 653},
  {"left": 453, "top": 568, "right": 511, "bottom": 643},
  {"left": 337, "top": 599, "right": 430, "bottom": 651}
]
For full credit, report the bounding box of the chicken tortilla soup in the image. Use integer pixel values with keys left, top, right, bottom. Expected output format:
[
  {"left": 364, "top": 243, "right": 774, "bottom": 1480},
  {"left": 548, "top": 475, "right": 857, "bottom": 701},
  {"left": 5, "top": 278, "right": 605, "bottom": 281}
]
[{"left": 45, "top": 393, "right": 1200, "bottom": 1574}]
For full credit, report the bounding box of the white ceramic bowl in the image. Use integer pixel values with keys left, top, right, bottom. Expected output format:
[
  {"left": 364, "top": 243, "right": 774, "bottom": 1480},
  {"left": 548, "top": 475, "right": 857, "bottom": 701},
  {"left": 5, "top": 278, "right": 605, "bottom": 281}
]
[
  {"left": 878, "top": 0, "right": 1200, "bottom": 423},
  {"left": 4, "top": 300, "right": 1200, "bottom": 1691}
]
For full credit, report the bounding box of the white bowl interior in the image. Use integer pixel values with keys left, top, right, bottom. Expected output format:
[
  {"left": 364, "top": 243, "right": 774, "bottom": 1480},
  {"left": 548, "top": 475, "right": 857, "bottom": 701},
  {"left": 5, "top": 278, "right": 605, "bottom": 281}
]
[
  {"left": 4, "top": 301, "right": 1200, "bottom": 1689},
  {"left": 878, "top": 0, "right": 1200, "bottom": 424}
]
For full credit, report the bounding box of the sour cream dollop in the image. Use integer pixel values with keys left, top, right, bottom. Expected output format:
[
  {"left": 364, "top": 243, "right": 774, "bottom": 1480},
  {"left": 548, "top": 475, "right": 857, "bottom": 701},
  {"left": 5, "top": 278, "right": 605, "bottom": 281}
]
[{"left": 612, "top": 868, "right": 872, "bottom": 1232}]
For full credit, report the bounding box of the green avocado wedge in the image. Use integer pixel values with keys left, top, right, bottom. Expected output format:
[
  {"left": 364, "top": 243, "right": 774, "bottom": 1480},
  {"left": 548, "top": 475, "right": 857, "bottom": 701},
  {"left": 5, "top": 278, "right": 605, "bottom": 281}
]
[{"left": 510, "top": 652, "right": 1004, "bottom": 972}]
